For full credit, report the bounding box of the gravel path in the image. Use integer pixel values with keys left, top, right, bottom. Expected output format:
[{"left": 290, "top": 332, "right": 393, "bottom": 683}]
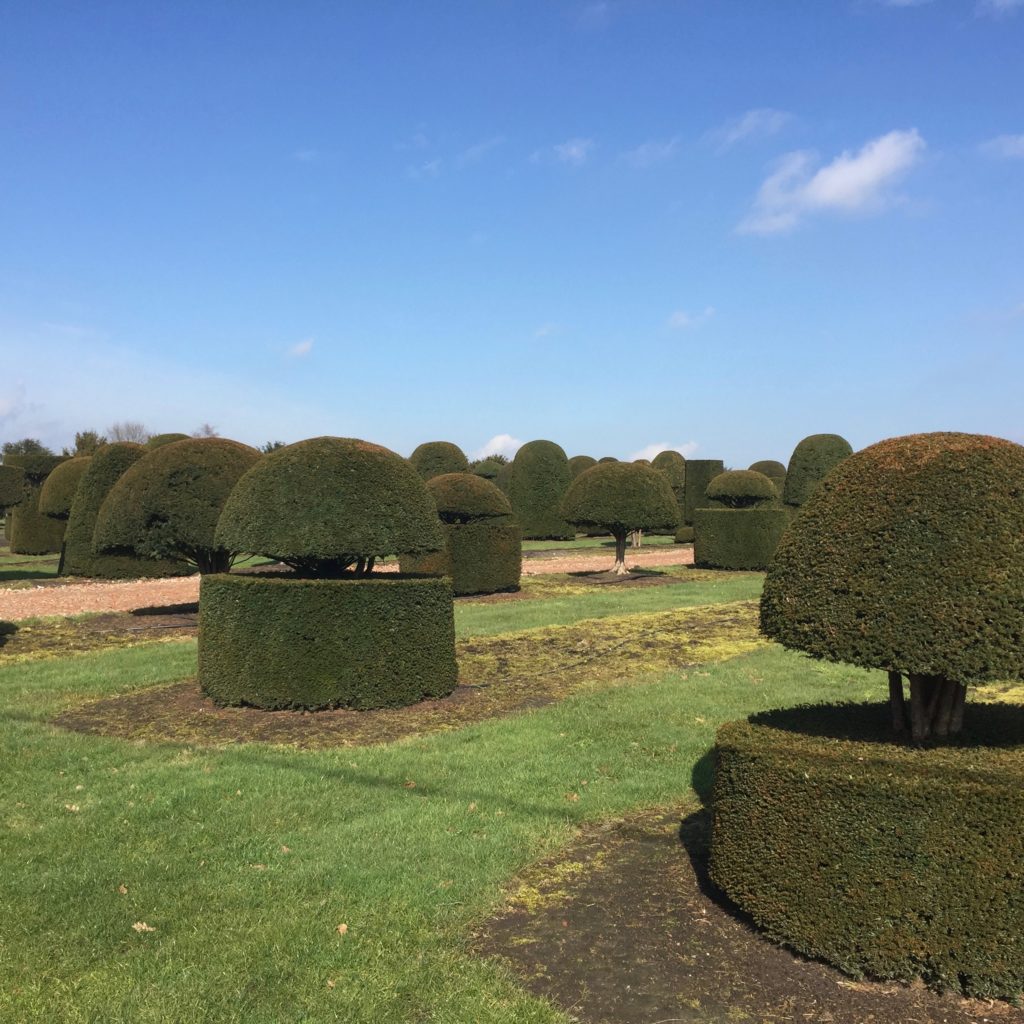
[{"left": 0, "top": 546, "right": 693, "bottom": 622}]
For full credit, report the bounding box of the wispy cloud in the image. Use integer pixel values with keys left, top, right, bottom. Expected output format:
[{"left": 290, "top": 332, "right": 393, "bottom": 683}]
[
  {"left": 875, "top": 0, "right": 935, "bottom": 7},
  {"left": 456, "top": 135, "right": 507, "bottom": 167},
  {"left": 980, "top": 134, "right": 1024, "bottom": 159},
  {"left": 667, "top": 307, "right": 715, "bottom": 330},
  {"left": 0, "top": 381, "right": 30, "bottom": 423},
  {"left": 291, "top": 149, "right": 319, "bottom": 163},
  {"left": 577, "top": 2, "right": 612, "bottom": 29},
  {"left": 533, "top": 138, "right": 595, "bottom": 167},
  {"left": 629, "top": 441, "right": 699, "bottom": 462},
  {"left": 287, "top": 338, "right": 314, "bottom": 359},
  {"left": 621, "top": 137, "right": 680, "bottom": 168},
  {"left": 534, "top": 323, "right": 563, "bottom": 338},
  {"left": 407, "top": 158, "right": 442, "bottom": 180},
  {"left": 738, "top": 128, "right": 926, "bottom": 235},
  {"left": 711, "top": 108, "right": 793, "bottom": 151},
  {"left": 473, "top": 434, "right": 523, "bottom": 460},
  {"left": 977, "top": 0, "right": 1024, "bottom": 14}
]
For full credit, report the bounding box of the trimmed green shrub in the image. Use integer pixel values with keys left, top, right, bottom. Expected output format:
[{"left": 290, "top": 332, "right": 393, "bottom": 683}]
[
  {"left": 682, "top": 459, "right": 724, "bottom": 525},
  {"left": 748, "top": 459, "right": 786, "bottom": 492},
  {"left": 782, "top": 433, "right": 852, "bottom": 507},
  {"left": 561, "top": 462, "right": 679, "bottom": 573},
  {"left": 63, "top": 443, "right": 188, "bottom": 578},
  {"left": 5, "top": 454, "right": 68, "bottom": 554},
  {"left": 198, "top": 573, "right": 457, "bottom": 710},
  {"left": 693, "top": 507, "right": 788, "bottom": 569},
  {"left": 472, "top": 458, "right": 503, "bottom": 481},
  {"left": 762, "top": 431, "right": 1024, "bottom": 741},
  {"left": 215, "top": 436, "right": 443, "bottom": 575},
  {"left": 409, "top": 441, "right": 470, "bottom": 481},
  {"left": 632, "top": 458, "right": 651, "bottom": 466},
  {"left": 705, "top": 470, "right": 777, "bottom": 509},
  {"left": 652, "top": 451, "right": 687, "bottom": 535},
  {"left": 508, "top": 440, "right": 574, "bottom": 540},
  {"left": 94, "top": 438, "right": 260, "bottom": 573},
  {"left": 494, "top": 461, "right": 513, "bottom": 496},
  {"left": 597, "top": 456, "right": 618, "bottom": 463},
  {"left": 401, "top": 472, "right": 521, "bottom": 594},
  {"left": 673, "top": 525, "right": 694, "bottom": 544},
  {"left": 0, "top": 464, "right": 25, "bottom": 512},
  {"left": 146, "top": 432, "right": 190, "bottom": 449},
  {"left": 710, "top": 704, "right": 1024, "bottom": 999},
  {"left": 568, "top": 455, "right": 597, "bottom": 478},
  {"left": 39, "top": 457, "right": 92, "bottom": 520}
]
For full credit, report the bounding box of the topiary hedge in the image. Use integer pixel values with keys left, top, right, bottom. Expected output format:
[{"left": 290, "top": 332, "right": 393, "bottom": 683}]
[
  {"left": 508, "top": 440, "right": 574, "bottom": 540},
  {"left": 95, "top": 438, "right": 260, "bottom": 573},
  {"left": 0, "top": 463, "right": 25, "bottom": 513},
  {"left": 693, "top": 508, "right": 789, "bottom": 569},
  {"left": 39, "top": 457, "right": 92, "bottom": 520},
  {"left": 568, "top": 454, "right": 597, "bottom": 478},
  {"left": 472, "top": 458, "right": 503, "bottom": 481},
  {"left": 146, "top": 432, "right": 190, "bottom": 449},
  {"left": 401, "top": 472, "right": 521, "bottom": 595},
  {"left": 782, "top": 433, "right": 852, "bottom": 507},
  {"left": 748, "top": 459, "right": 786, "bottom": 492},
  {"left": 409, "top": 441, "right": 470, "bottom": 481},
  {"left": 673, "top": 525, "right": 694, "bottom": 544},
  {"left": 682, "top": 459, "right": 724, "bottom": 526},
  {"left": 199, "top": 573, "right": 458, "bottom": 710},
  {"left": 710, "top": 703, "right": 1024, "bottom": 998},
  {"left": 5, "top": 454, "right": 68, "bottom": 554},
  {"left": 705, "top": 470, "right": 777, "bottom": 509}
]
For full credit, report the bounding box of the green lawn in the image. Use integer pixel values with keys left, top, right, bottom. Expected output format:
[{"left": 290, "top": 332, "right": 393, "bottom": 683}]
[
  {"left": 0, "top": 575, "right": 882, "bottom": 1023},
  {"left": 522, "top": 533, "right": 679, "bottom": 552}
]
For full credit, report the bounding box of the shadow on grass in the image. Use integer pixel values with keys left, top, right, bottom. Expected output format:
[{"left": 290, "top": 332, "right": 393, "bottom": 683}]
[{"left": 0, "top": 620, "right": 18, "bottom": 648}]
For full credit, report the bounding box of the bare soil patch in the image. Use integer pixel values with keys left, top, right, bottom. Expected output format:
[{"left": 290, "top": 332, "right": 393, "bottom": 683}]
[{"left": 475, "top": 806, "right": 1023, "bottom": 1024}]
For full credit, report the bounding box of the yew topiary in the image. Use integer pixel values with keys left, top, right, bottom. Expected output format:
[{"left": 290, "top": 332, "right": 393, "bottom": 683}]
[
  {"left": 682, "top": 459, "right": 724, "bottom": 525},
  {"left": 782, "top": 433, "right": 852, "bottom": 507},
  {"left": 39, "top": 457, "right": 92, "bottom": 520},
  {"left": 561, "top": 462, "right": 679, "bottom": 573},
  {"left": 146, "top": 433, "right": 190, "bottom": 449},
  {"left": 706, "top": 470, "right": 777, "bottom": 509},
  {"left": 409, "top": 441, "right": 470, "bottom": 481},
  {"left": 0, "top": 464, "right": 25, "bottom": 512},
  {"left": 95, "top": 438, "right": 260, "bottom": 573},
  {"left": 568, "top": 455, "right": 597, "bottom": 478},
  {"left": 748, "top": 459, "right": 786, "bottom": 492},
  {"left": 472, "top": 458, "right": 504, "bottom": 481},
  {"left": 508, "top": 440, "right": 574, "bottom": 540},
  {"left": 5, "top": 453, "right": 68, "bottom": 554}
]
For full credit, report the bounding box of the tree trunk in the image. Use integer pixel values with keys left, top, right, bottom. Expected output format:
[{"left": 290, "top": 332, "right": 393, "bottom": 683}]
[
  {"left": 612, "top": 530, "right": 628, "bottom": 575},
  {"left": 888, "top": 671, "right": 907, "bottom": 733},
  {"left": 631, "top": 529, "right": 643, "bottom": 549},
  {"left": 906, "top": 674, "right": 966, "bottom": 744},
  {"left": 57, "top": 541, "right": 66, "bottom": 577}
]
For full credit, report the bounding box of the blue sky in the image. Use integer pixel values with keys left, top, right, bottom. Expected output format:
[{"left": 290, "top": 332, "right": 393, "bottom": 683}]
[{"left": 2, "top": 0, "right": 1022, "bottom": 466}]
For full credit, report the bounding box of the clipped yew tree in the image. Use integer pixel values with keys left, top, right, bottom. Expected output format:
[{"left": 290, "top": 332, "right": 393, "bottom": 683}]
[
  {"left": 39, "top": 457, "right": 93, "bottom": 574},
  {"left": 0, "top": 464, "right": 25, "bottom": 538},
  {"left": 63, "top": 443, "right": 188, "bottom": 578},
  {"left": 146, "top": 432, "right": 190, "bottom": 449},
  {"left": 711, "top": 433, "right": 1024, "bottom": 999},
  {"left": 682, "top": 458, "right": 724, "bottom": 527},
  {"left": 5, "top": 453, "right": 68, "bottom": 555},
  {"left": 652, "top": 450, "right": 686, "bottom": 536},
  {"left": 508, "top": 439, "right": 574, "bottom": 540},
  {"left": 402, "top": 472, "right": 521, "bottom": 595},
  {"left": 748, "top": 459, "right": 786, "bottom": 494},
  {"left": 694, "top": 470, "right": 787, "bottom": 570},
  {"left": 561, "top": 462, "right": 679, "bottom": 574},
  {"left": 568, "top": 454, "right": 597, "bottom": 478},
  {"left": 409, "top": 441, "right": 469, "bottom": 481},
  {"left": 782, "top": 433, "right": 852, "bottom": 508},
  {"left": 94, "top": 438, "right": 260, "bottom": 574},
  {"left": 472, "top": 458, "right": 503, "bottom": 481},
  {"left": 203, "top": 436, "right": 457, "bottom": 710}
]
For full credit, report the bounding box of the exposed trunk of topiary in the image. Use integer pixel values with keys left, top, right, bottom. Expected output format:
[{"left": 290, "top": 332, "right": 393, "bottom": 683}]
[
  {"left": 612, "top": 529, "right": 629, "bottom": 575},
  {"left": 631, "top": 529, "right": 643, "bottom": 549},
  {"left": 889, "top": 671, "right": 966, "bottom": 743}
]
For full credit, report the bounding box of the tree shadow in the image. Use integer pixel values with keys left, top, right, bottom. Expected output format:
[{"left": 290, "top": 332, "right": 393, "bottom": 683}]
[{"left": 0, "top": 621, "right": 18, "bottom": 649}]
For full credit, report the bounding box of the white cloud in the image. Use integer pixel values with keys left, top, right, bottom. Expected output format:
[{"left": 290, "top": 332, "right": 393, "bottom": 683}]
[
  {"left": 668, "top": 307, "right": 715, "bottom": 330},
  {"left": 978, "top": 0, "right": 1024, "bottom": 14},
  {"left": 457, "top": 136, "right": 507, "bottom": 166},
  {"left": 533, "top": 137, "right": 594, "bottom": 166},
  {"left": 712, "top": 108, "right": 793, "bottom": 151},
  {"left": 407, "top": 158, "right": 442, "bottom": 180},
  {"left": 0, "top": 381, "right": 30, "bottom": 423},
  {"left": 629, "top": 441, "right": 700, "bottom": 462},
  {"left": 577, "top": 2, "right": 612, "bottom": 29},
  {"left": 287, "top": 338, "right": 314, "bottom": 359},
  {"left": 876, "top": 0, "right": 934, "bottom": 6},
  {"left": 738, "top": 128, "right": 926, "bottom": 235},
  {"left": 534, "top": 323, "right": 562, "bottom": 338},
  {"left": 473, "top": 434, "right": 523, "bottom": 460},
  {"left": 980, "top": 134, "right": 1024, "bottom": 159},
  {"left": 621, "top": 137, "right": 680, "bottom": 168}
]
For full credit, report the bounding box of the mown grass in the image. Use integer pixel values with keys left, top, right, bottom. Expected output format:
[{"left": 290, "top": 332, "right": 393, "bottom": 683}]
[{"left": 522, "top": 533, "right": 679, "bottom": 552}]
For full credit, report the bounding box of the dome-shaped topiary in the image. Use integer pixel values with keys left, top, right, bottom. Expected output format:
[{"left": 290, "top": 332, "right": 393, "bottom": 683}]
[
  {"left": 652, "top": 450, "right": 686, "bottom": 488},
  {"left": 146, "top": 432, "right": 190, "bottom": 449},
  {"left": 424, "top": 472, "right": 513, "bottom": 524},
  {"left": 782, "top": 433, "right": 852, "bottom": 507},
  {"left": 4, "top": 453, "right": 68, "bottom": 554},
  {"left": 706, "top": 470, "right": 777, "bottom": 509},
  {"left": 216, "top": 436, "right": 443, "bottom": 576},
  {"left": 472, "top": 458, "right": 503, "bottom": 481},
  {"left": 95, "top": 438, "right": 260, "bottom": 574},
  {"left": 39, "top": 457, "right": 93, "bottom": 520},
  {"left": 561, "top": 462, "right": 679, "bottom": 573},
  {"left": 762, "top": 432, "right": 1024, "bottom": 742},
  {"left": 0, "top": 464, "right": 25, "bottom": 512},
  {"left": 597, "top": 456, "right": 618, "bottom": 463},
  {"left": 568, "top": 454, "right": 597, "bottom": 478},
  {"left": 508, "top": 440, "right": 574, "bottom": 540},
  {"left": 683, "top": 459, "right": 724, "bottom": 525},
  {"left": 748, "top": 459, "right": 785, "bottom": 478},
  {"left": 409, "top": 441, "right": 470, "bottom": 481}
]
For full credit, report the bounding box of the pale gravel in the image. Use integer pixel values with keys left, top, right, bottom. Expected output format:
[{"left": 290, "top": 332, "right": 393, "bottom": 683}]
[{"left": 0, "top": 546, "right": 693, "bottom": 622}]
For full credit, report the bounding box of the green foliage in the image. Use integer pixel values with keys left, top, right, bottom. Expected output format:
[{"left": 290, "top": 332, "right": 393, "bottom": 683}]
[
  {"left": 39, "top": 457, "right": 92, "bottom": 520},
  {"left": 1, "top": 438, "right": 51, "bottom": 458},
  {"left": 568, "top": 455, "right": 597, "bottom": 478},
  {"left": 508, "top": 439, "right": 574, "bottom": 540},
  {"left": 682, "top": 459, "right": 724, "bottom": 525},
  {"left": 561, "top": 462, "right": 680, "bottom": 536},
  {"left": 674, "top": 525, "right": 695, "bottom": 544},
  {"left": 261, "top": 440, "right": 287, "bottom": 453},
  {"left": 747, "top": 459, "right": 785, "bottom": 491},
  {"left": 146, "top": 432, "right": 191, "bottom": 450},
  {"left": 4, "top": 453, "right": 68, "bottom": 554},
  {"left": 215, "top": 436, "right": 443, "bottom": 576},
  {"left": 423, "top": 472, "right": 513, "bottom": 523},
  {"left": 63, "top": 443, "right": 187, "bottom": 578},
  {"left": 94, "top": 438, "right": 260, "bottom": 573},
  {"left": 705, "top": 470, "right": 777, "bottom": 509},
  {"left": 597, "top": 456, "right": 618, "bottom": 463},
  {"left": 494, "top": 461, "right": 513, "bottom": 495},
  {"left": 782, "top": 433, "right": 852, "bottom": 506},
  {"left": 710, "top": 704, "right": 1024, "bottom": 998},
  {"left": 762, "top": 432, "right": 1024, "bottom": 686},
  {"left": 2, "top": 452, "right": 66, "bottom": 483},
  {"left": 409, "top": 441, "right": 470, "bottom": 480},
  {"left": 198, "top": 573, "right": 458, "bottom": 710},
  {"left": 0, "top": 464, "right": 25, "bottom": 512},
  {"left": 471, "top": 458, "right": 503, "bottom": 480},
  {"left": 72, "top": 430, "right": 107, "bottom": 456},
  {"left": 693, "top": 508, "right": 789, "bottom": 570},
  {"left": 651, "top": 450, "right": 685, "bottom": 489}
]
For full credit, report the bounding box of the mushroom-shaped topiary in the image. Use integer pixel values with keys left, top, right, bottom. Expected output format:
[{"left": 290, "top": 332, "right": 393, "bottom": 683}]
[
  {"left": 216, "top": 436, "right": 444, "bottom": 576},
  {"left": 146, "top": 432, "right": 190, "bottom": 449},
  {"left": 409, "top": 441, "right": 470, "bottom": 481},
  {"left": 706, "top": 470, "right": 777, "bottom": 508},
  {"left": 509, "top": 440, "right": 574, "bottom": 540},
  {"left": 4, "top": 454, "right": 69, "bottom": 554},
  {"left": 94, "top": 438, "right": 260, "bottom": 574},
  {"left": 782, "top": 433, "right": 852, "bottom": 507},
  {"left": 762, "top": 432, "right": 1024, "bottom": 743},
  {"left": 472, "top": 458, "right": 504, "bottom": 481},
  {"left": 561, "top": 462, "right": 679, "bottom": 574},
  {"left": 748, "top": 459, "right": 786, "bottom": 492},
  {"left": 568, "top": 454, "right": 597, "bottom": 478},
  {"left": 402, "top": 472, "right": 521, "bottom": 594},
  {"left": 39, "top": 457, "right": 93, "bottom": 520}
]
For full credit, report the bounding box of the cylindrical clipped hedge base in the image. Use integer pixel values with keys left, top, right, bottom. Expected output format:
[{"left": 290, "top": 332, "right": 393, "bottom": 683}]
[
  {"left": 10, "top": 487, "right": 66, "bottom": 555},
  {"left": 402, "top": 521, "right": 521, "bottom": 596},
  {"left": 709, "top": 705, "right": 1024, "bottom": 999},
  {"left": 199, "top": 573, "right": 458, "bottom": 710},
  {"left": 683, "top": 459, "right": 724, "bottom": 526},
  {"left": 693, "top": 508, "right": 789, "bottom": 570}
]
